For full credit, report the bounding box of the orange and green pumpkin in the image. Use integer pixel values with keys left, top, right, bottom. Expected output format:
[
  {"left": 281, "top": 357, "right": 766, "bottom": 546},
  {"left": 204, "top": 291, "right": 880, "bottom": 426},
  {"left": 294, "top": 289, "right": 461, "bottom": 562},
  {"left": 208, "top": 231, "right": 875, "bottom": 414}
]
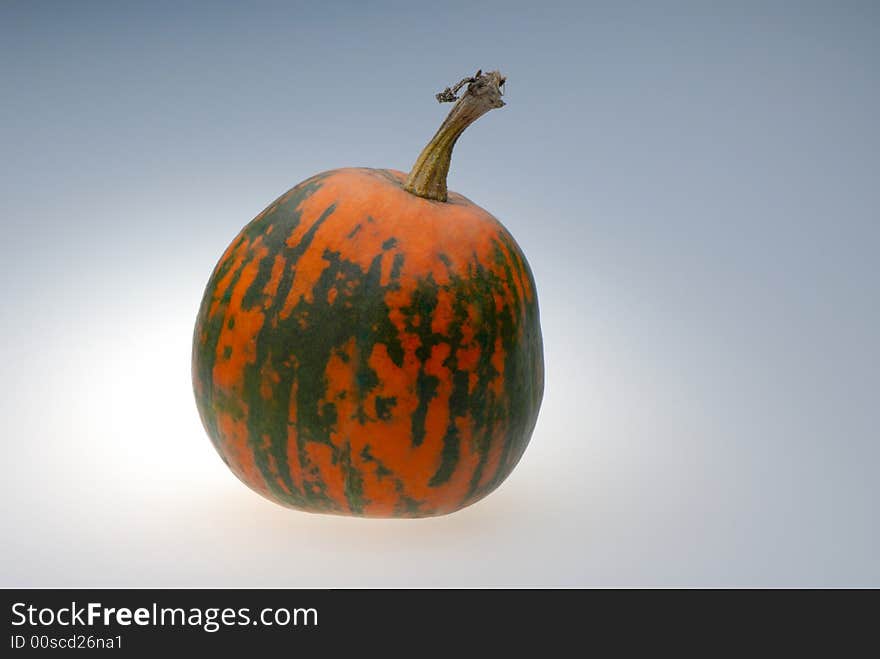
[{"left": 192, "top": 71, "right": 543, "bottom": 517}]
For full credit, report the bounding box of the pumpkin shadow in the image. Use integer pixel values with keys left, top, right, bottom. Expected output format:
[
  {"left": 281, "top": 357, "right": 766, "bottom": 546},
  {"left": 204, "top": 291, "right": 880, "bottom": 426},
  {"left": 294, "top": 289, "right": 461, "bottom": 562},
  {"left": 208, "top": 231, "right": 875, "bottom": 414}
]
[
  {"left": 145, "top": 482, "right": 545, "bottom": 586},
  {"left": 190, "top": 480, "right": 532, "bottom": 545}
]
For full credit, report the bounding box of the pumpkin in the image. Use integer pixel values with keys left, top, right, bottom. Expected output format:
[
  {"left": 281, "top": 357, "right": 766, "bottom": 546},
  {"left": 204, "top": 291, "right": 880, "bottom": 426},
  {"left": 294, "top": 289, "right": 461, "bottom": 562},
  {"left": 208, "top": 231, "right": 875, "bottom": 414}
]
[{"left": 192, "top": 71, "right": 544, "bottom": 517}]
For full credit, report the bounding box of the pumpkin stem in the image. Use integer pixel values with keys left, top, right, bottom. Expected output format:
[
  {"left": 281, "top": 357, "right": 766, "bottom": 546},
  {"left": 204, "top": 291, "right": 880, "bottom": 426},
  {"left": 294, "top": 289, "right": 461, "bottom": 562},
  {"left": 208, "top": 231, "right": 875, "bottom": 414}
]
[{"left": 404, "top": 70, "right": 506, "bottom": 202}]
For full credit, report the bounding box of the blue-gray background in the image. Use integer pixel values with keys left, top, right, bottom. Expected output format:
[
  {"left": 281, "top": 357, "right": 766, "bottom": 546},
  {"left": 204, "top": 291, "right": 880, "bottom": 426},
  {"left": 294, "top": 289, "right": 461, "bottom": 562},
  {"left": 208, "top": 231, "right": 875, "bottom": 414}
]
[{"left": 2, "top": 0, "right": 877, "bottom": 586}]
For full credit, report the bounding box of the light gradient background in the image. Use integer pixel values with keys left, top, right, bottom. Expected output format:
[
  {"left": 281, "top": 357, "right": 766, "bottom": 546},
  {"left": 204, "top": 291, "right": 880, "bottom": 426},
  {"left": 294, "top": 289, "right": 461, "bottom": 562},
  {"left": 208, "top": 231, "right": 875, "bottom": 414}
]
[{"left": 2, "top": 1, "right": 878, "bottom": 586}]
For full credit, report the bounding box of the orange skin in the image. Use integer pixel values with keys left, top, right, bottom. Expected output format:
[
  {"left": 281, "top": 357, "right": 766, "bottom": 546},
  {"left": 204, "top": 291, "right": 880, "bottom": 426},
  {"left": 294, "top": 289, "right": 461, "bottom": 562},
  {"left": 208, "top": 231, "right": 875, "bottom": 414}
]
[{"left": 193, "top": 168, "right": 544, "bottom": 517}]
